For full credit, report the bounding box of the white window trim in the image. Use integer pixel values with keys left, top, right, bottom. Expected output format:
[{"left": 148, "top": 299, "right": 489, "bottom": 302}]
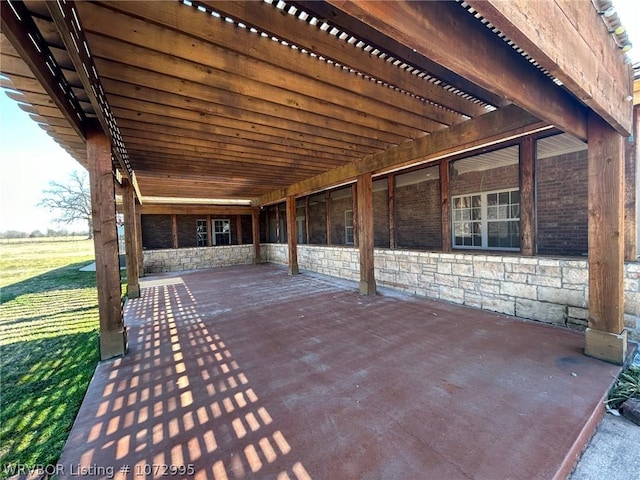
[
  {"left": 345, "top": 209, "right": 354, "bottom": 245},
  {"left": 452, "top": 188, "right": 520, "bottom": 251},
  {"left": 212, "top": 219, "right": 231, "bottom": 246}
]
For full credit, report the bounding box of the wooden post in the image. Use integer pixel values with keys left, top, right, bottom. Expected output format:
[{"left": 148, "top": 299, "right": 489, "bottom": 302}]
[
  {"left": 122, "top": 178, "right": 140, "bottom": 299},
  {"left": 171, "top": 214, "right": 178, "bottom": 249},
  {"left": 252, "top": 209, "right": 261, "bottom": 264},
  {"left": 135, "top": 209, "right": 143, "bottom": 276},
  {"left": 275, "top": 204, "right": 281, "bottom": 243},
  {"left": 585, "top": 111, "right": 626, "bottom": 364},
  {"left": 388, "top": 174, "right": 396, "bottom": 249},
  {"left": 624, "top": 104, "right": 639, "bottom": 261},
  {"left": 286, "top": 196, "right": 299, "bottom": 275},
  {"left": 325, "top": 191, "right": 332, "bottom": 245},
  {"left": 439, "top": 159, "right": 452, "bottom": 253},
  {"left": 87, "top": 123, "right": 126, "bottom": 360},
  {"left": 305, "top": 196, "right": 311, "bottom": 245},
  {"left": 520, "top": 136, "right": 536, "bottom": 256},
  {"left": 236, "top": 215, "right": 243, "bottom": 245},
  {"left": 357, "top": 173, "right": 376, "bottom": 295},
  {"left": 207, "top": 214, "right": 213, "bottom": 247},
  {"left": 351, "top": 183, "right": 359, "bottom": 247}
]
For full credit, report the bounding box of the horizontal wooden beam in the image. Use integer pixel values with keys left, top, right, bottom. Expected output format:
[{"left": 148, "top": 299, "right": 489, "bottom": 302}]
[
  {"left": 468, "top": 0, "right": 632, "bottom": 137},
  {"left": 1, "top": 4, "right": 86, "bottom": 139},
  {"left": 255, "top": 105, "right": 549, "bottom": 205},
  {"left": 325, "top": 0, "right": 587, "bottom": 141},
  {"left": 139, "top": 204, "right": 255, "bottom": 216}
]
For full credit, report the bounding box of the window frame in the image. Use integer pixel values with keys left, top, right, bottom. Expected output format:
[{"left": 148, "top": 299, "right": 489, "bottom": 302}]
[
  {"left": 196, "top": 219, "right": 208, "bottom": 247},
  {"left": 344, "top": 209, "right": 354, "bottom": 245},
  {"left": 451, "top": 188, "right": 520, "bottom": 251},
  {"left": 212, "top": 218, "right": 231, "bottom": 246}
]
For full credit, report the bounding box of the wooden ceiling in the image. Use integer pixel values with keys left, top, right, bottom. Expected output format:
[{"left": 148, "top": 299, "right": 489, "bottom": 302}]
[{"left": 0, "top": 0, "right": 632, "bottom": 205}]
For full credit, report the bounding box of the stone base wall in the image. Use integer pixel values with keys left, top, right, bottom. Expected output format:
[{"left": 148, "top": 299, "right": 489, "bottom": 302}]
[
  {"left": 144, "top": 245, "right": 254, "bottom": 273},
  {"left": 260, "top": 243, "right": 289, "bottom": 265}
]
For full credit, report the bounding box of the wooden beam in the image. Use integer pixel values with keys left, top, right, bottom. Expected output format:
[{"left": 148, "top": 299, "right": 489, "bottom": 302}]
[
  {"left": 0, "top": 2, "right": 86, "bottom": 140},
  {"left": 351, "top": 184, "right": 359, "bottom": 247},
  {"left": 252, "top": 210, "right": 261, "bottom": 264},
  {"left": 388, "top": 174, "right": 396, "bottom": 249},
  {"left": 204, "top": 0, "right": 480, "bottom": 121},
  {"left": 46, "top": 2, "right": 135, "bottom": 182},
  {"left": 324, "top": 0, "right": 588, "bottom": 141},
  {"left": 207, "top": 215, "right": 213, "bottom": 248},
  {"left": 519, "top": 136, "right": 536, "bottom": 256},
  {"left": 439, "top": 159, "right": 451, "bottom": 253},
  {"left": 291, "top": 0, "right": 509, "bottom": 110},
  {"left": 325, "top": 191, "right": 332, "bottom": 246},
  {"left": 236, "top": 215, "right": 243, "bottom": 246},
  {"left": 255, "top": 104, "right": 550, "bottom": 206},
  {"left": 286, "top": 196, "right": 299, "bottom": 275},
  {"left": 468, "top": 0, "right": 632, "bottom": 137},
  {"left": 87, "top": 122, "right": 126, "bottom": 360},
  {"left": 585, "top": 111, "right": 626, "bottom": 364},
  {"left": 357, "top": 173, "right": 376, "bottom": 295},
  {"left": 135, "top": 208, "right": 144, "bottom": 276},
  {"left": 139, "top": 205, "right": 254, "bottom": 215},
  {"left": 122, "top": 178, "right": 140, "bottom": 299},
  {"left": 171, "top": 214, "right": 178, "bottom": 249},
  {"left": 625, "top": 104, "right": 639, "bottom": 261}
]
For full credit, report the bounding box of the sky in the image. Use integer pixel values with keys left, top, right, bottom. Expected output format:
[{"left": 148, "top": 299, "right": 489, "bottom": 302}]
[{"left": 0, "top": 0, "right": 638, "bottom": 234}]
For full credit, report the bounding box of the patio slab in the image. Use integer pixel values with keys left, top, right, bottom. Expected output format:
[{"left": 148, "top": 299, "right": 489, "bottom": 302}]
[{"left": 57, "top": 264, "right": 627, "bottom": 480}]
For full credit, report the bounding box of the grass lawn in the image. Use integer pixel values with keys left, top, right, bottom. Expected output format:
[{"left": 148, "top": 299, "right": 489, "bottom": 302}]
[{"left": 0, "top": 238, "right": 102, "bottom": 478}]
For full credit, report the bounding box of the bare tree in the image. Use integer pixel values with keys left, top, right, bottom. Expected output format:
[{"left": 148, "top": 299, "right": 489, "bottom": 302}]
[{"left": 39, "top": 170, "right": 93, "bottom": 239}]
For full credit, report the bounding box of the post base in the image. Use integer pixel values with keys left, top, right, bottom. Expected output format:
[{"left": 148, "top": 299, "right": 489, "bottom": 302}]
[
  {"left": 99, "top": 328, "right": 128, "bottom": 361},
  {"left": 126, "top": 284, "right": 140, "bottom": 299},
  {"left": 585, "top": 328, "right": 627, "bottom": 365},
  {"left": 288, "top": 264, "right": 299, "bottom": 275},
  {"left": 359, "top": 280, "right": 377, "bottom": 296}
]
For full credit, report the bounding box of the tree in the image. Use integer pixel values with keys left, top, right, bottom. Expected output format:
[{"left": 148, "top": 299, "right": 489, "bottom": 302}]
[{"left": 39, "top": 170, "right": 93, "bottom": 239}]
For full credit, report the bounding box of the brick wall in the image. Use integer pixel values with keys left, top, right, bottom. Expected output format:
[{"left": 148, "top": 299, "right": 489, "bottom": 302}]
[
  {"left": 330, "top": 193, "right": 353, "bottom": 245},
  {"left": 536, "top": 150, "right": 588, "bottom": 256},
  {"left": 450, "top": 163, "right": 519, "bottom": 195},
  {"left": 373, "top": 187, "right": 390, "bottom": 247},
  {"left": 308, "top": 194, "right": 327, "bottom": 244},
  {"left": 177, "top": 214, "right": 201, "bottom": 248},
  {"left": 395, "top": 179, "right": 442, "bottom": 249},
  {"left": 141, "top": 214, "right": 172, "bottom": 249}
]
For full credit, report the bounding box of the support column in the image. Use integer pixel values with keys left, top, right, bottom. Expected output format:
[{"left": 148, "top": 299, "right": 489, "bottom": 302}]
[
  {"left": 171, "top": 214, "right": 178, "bottom": 248},
  {"left": 122, "top": 178, "right": 140, "bottom": 299},
  {"left": 624, "top": 104, "right": 638, "bottom": 261},
  {"left": 357, "top": 173, "right": 376, "bottom": 295},
  {"left": 252, "top": 209, "right": 261, "bottom": 264},
  {"left": 236, "top": 215, "right": 243, "bottom": 245},
  {"left": 286, "top": 196, "right": 299, "bottom": 275},
  {"left": 351, "top": 184, "right": 358, "bottom": 247},
  {"left": 87, "top": 123, "right": 126, "bottom": 360},
  {"left": 439, "top": 159, "right": 451, "bottom": 253},
  {"left": 388, "top": 174, "right": 396, "bottom": 249},
  {"left": 135, "top": 209, "right": 143, "bottom": 276},
  {"left": 325, "top": 191, "right": 332, "bottom": 245},
  {"left": 585, "top": 111, "right": 626, "bottom": 364},
  {"left": 520, "top": 136, "right": 536, "bottom": 256}
]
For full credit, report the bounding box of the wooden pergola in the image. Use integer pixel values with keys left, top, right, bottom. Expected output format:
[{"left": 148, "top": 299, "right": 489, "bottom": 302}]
[{"left": 1, "top": 1, "right": 635, "bottom": 363}]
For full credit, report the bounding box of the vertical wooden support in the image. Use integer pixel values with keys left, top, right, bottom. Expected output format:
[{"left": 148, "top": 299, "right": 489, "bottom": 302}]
[
  {"left": 236, "top": 215, "right": 243, "bottom": 245},
  {"left": 439, "top": 159, "right": 452, "bottom": 253},
  {"left": 171, "top": 214, "right": 178, "bottom": 248},
  {"left": 252, "top": 209, "right": 261, "bottom": 264},
  {"left": 87, "top": 123, "right": 126, "bottom": 360},
  {"left": 624, "top": 104, "right": 639, "bottom": 261},
  {"left": 325, "top": 191, "right": 332, "bottom": 245},
  {"left": 122, "top": 178, "right": 140, "bottom": 299},
  {"left": 351, "top": 184, "right": 359, "bottom": 247},
  {"left": 357, "top": 173, "right": 376, "bottom": 295},
  {"left": 520, "top": 136, "right": 536, "bottom": 256},
  {"left": 135, "top": 209, "right": 143, "bottom": 276},
  {"left": 305, "top": 196, "right": 311, "bottom": 245},
  {"left": 286, "top": 196, "right": 299, "bottom": 275},
  {"left": 388, "top": 174, "right": 396, "bottom": 249},
  {"left": 275, "top": 204, "right": 281, "bottom": 243},
  {"left": 207, "top": 214, "right": 212, "bottom": 247},
  {"left": 585, "top": 112, "right": 626, "bottom": 365}
]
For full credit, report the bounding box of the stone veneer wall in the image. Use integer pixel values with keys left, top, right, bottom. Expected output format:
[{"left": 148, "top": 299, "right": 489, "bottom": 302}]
[
  {"left": 144, "top": 245, "right": 254, "bottom": 273},
  {"left": 259, "top": 244, "right": 640, "bottom": 341}
]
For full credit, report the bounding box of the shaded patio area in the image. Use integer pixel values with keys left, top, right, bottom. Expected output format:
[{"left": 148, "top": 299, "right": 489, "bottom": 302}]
[{"left": 58, "top": 264, "right": 627, "bottom": 480}]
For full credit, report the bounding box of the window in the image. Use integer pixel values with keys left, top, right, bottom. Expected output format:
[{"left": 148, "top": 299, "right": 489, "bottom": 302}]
[
  {"left": 345, "top": 210, "right": 354, "bottom": 245},
  {"left": 452, "top": 189, "right": 520, "bottom": 250},
  {"left": 213, "top": 219, "right": 231, "bottom": 245},
  {"left": 196, "top": 219, "right": 208, "bottom": 247}
]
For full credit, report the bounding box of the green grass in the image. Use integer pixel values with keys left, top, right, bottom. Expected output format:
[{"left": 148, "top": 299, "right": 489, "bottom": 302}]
[{"left": 0, "top": 238, "right": 102, "bottom": 478}]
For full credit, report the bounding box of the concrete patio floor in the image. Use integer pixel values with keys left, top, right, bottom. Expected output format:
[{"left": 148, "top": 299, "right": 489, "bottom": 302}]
[{"left": 58, "top": 264, "right": 629, "bottom": 480}]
